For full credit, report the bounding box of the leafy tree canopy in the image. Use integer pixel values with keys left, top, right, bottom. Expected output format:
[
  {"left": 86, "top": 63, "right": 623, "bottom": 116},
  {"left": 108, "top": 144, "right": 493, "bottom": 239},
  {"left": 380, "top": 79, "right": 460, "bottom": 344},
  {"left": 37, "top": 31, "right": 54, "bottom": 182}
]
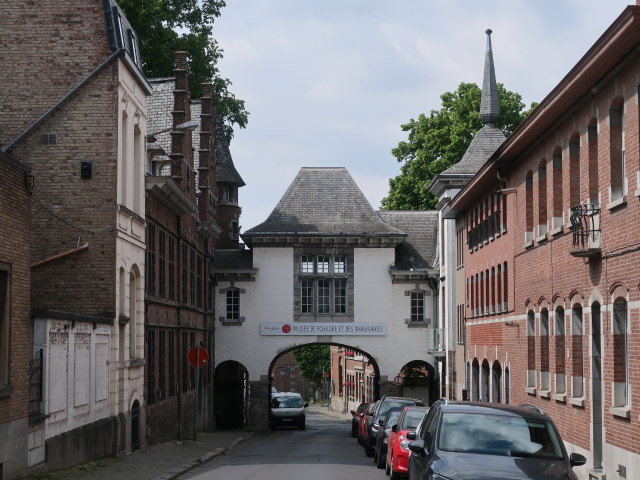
[
  {"left": 381, "top": 82, "right": 537, "bottom": 210},
  {"left": 118, "top": 0, "right": 248, "bottom": 143},
  {"left": 292, "top": 345, "right": 331, "bottom": 385}
]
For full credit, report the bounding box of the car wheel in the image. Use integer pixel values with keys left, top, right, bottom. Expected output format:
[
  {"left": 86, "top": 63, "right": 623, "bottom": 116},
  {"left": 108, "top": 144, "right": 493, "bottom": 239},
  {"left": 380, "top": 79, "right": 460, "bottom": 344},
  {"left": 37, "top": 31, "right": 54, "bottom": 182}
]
[
  {"left": 376, "top": 447, "right": 386, "bottom": 469},
  {"left": 365, "top": 443, "right": 375, "bottom": 457}
]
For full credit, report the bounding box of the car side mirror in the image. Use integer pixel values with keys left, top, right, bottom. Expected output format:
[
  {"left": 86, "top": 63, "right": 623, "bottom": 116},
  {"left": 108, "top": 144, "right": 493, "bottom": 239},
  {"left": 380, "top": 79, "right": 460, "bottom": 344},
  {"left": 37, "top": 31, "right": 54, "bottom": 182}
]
[
  {"left": 406, "top": 431, "right": 416, "bottom": 441},
  {"left": 366, "top": 411, "right": 373, "bottom": 416},
  {"left": 391, "top": 424, "right": 398, "bottom": 433},
  {"left": 350, "top": 410, "right": 356, "bottom": 415},
  {"left": 379, "top": 419, "right": 385, "bottom": 427},
  {"left": 304, "top": 402, "right": 309, "bottom": 408},
  {"left": 569, "top": 453, "right": 587, "bottom": 467},
  {"left": 408, "top": 439, "right": 426, "bottom": 455}
]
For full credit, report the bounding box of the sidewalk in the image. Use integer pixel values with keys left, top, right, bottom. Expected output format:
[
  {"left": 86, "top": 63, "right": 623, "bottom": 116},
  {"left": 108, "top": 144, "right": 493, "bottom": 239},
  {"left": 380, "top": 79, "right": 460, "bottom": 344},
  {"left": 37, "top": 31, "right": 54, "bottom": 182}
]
[
  {"left": 26, "top": 430, "right": 253, "bottom": 480},
  {"left": 26, "top": 406, "right": 350, "bottom": 480}
]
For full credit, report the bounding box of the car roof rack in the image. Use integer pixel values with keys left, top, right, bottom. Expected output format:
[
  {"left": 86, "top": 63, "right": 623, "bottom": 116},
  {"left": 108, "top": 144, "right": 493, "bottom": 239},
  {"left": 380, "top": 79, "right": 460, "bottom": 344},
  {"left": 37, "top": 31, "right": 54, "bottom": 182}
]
[{"left": 519, "top": 403, "right": 544, "bottom": 414}]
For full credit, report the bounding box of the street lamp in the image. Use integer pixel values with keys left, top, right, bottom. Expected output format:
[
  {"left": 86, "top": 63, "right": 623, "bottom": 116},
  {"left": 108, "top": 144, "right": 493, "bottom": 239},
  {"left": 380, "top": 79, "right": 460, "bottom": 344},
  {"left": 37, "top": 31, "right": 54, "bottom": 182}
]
[{"left": 146, "top": 119, "right": 199, "bottom": 143}]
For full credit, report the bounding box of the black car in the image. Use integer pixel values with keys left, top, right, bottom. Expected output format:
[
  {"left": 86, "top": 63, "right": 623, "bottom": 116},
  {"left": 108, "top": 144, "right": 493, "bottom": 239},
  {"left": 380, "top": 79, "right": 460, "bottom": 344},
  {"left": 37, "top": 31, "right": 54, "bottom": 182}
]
[
  {"left": 374, "top": 406, "right": 403, "bottom": 469},
  {"left": 351, "top": 402, "right": 369, "bottom": 438},
  {"left": 363, "top": 396, "right": 425, "bottom": 457},
  {"left": 407, "top": 399, "right": 587, "bottom": 480}
]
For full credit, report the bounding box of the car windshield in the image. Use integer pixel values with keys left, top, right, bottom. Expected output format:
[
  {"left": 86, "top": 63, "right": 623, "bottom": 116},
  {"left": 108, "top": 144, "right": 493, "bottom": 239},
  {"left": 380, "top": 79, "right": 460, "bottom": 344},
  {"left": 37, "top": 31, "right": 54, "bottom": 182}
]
[
  {"left": 385, "top": 409, "right": 401, "bottom": 426},
  {"left": 379, "top": 401, "right": 413, "bottom": 417},
  {"left": 401, "top": 410, "right": 427, "bottom": 429},
  {"left": 438, "top": 413, "right": 564, "bottom": 459},
  {"left": 272, "top": 397, "right": 303, "bottom": 408}
]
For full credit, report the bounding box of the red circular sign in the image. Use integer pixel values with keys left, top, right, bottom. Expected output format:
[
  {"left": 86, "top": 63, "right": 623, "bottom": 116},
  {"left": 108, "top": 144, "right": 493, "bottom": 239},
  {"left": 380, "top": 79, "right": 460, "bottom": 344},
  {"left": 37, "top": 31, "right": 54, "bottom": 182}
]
[
  {"left": 393, "top": 375, "right": 404, "bottom": 386},
  {"left": 188, "top": 347, "right": 209, "bottom": 367},
  {"left": 282, "top": 324, "right": 291, "bottom": 334}
]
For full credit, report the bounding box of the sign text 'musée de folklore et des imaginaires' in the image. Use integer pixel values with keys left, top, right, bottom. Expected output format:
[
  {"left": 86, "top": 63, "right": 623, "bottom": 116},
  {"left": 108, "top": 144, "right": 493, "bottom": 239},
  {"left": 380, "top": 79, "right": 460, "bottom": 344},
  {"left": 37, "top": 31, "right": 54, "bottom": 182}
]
[{"left": 260, "top": 322, "right": 386, "bottom": 336}]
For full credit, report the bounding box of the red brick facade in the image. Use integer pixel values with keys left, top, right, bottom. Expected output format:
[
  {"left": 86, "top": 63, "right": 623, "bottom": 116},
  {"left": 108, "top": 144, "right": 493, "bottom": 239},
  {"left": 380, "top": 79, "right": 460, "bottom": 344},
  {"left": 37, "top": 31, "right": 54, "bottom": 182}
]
[{"left": 450, "top": 5, "right": 640, "bottom": 475}]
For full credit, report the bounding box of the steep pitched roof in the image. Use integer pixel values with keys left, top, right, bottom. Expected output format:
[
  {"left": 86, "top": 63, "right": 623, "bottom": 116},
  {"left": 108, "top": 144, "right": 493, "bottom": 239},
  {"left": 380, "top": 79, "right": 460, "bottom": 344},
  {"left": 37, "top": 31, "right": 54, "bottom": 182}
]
[
  {"left": 376, "top": 211, "right": 439, "bottom": 269},
  {"left": 243, "top": 167, "right": 404, "bottom": 237},
  {"left": 211, "top": 104, "right": 245, "bottom": 186}
]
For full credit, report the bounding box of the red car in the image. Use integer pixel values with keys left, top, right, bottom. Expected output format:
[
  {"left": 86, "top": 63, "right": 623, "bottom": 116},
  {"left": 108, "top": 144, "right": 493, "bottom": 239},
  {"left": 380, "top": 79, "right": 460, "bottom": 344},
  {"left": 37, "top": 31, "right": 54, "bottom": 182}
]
[
  {"left": 359, "top": 401, "right": 378, "bottom": 445},
  {"left": 386, "top": 406, "right": 428, "bottom": 479},
  {"left": 351, "top": 402, "right": 369, "bottom": 437}
]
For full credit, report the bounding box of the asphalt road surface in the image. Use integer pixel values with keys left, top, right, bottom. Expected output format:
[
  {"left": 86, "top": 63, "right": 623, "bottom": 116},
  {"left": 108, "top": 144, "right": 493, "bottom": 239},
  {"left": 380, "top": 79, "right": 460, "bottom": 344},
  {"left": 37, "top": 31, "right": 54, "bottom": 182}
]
[{"left": 181, "top": 410, "right": 388, "bottom": 480}]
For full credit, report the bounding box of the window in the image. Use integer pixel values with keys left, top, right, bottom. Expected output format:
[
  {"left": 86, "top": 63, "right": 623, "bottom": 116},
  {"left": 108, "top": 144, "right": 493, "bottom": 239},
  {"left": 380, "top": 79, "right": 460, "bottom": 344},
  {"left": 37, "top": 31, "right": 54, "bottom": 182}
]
[
  {"left": 168, "top": 237, "right": 176, "bottom": 300},
  {"left": 0, "top": 265, "right": 9, "bottom": 386},
  {"left": 540, "top": 309, "right": 550, "bottom": 392},
  {"left": 554, "top": 307, "right": 566, "bottom": 394},
  {"left": 297, "top": 255, "right": 348, "bottom": 315},
  {"left": 158, "top": 230, "right": 166, "bottom": 298},
  {"left": 525, "top": 171, "right": 534, "bottom": 243},
  {"left": 147, "top": 223, "right": 156, "bottom": 296},
  {"left": 587, "top": 120, "right": 599, "bottom": 202},
  {"left": 552, "top": 148, "right": 563, "bottom": 229},
  {"left": 527, "top": 310, "right": 535, "bottom": 389},
  {"left": 226, "top": 288, "right": 240, "bottom": 320},
  {"left": 410, "top": 290, "right": 425, "bottom": 322},
  {"left": 569, "top": 135, "right": 580, "bottom": 208},
  {"left": 537, "top": 161, "right": 547, "bottom": 237},
  {"left": 609, "top": 99, "right": 625, "bottom": 201},
  {"left": 613, "top": 298, "right": 628, "bottom": 407},
  {"left": 571, "top": 305, "right": 584, "bottom": 398}
]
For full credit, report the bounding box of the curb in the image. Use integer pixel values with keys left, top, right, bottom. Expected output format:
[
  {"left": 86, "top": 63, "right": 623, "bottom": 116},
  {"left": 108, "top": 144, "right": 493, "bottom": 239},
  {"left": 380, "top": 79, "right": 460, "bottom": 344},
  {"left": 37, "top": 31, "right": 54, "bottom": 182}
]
[{"left": 149, "top": 433, "right": 255, "bottom": 480}]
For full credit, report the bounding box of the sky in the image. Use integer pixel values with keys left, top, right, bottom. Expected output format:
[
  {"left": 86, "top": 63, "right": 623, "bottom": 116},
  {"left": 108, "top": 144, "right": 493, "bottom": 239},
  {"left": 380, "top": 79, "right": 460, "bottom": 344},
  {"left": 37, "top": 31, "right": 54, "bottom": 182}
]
[{"left": 213, "top": 0, "right": 632, "bottom": 232}]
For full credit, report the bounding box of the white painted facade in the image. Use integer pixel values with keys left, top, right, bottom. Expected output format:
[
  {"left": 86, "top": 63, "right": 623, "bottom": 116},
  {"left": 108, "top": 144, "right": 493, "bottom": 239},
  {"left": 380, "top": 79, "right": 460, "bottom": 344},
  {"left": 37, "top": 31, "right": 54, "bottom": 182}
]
[{"left": 215, "top": 246, "right": 436, "bottom": 383}]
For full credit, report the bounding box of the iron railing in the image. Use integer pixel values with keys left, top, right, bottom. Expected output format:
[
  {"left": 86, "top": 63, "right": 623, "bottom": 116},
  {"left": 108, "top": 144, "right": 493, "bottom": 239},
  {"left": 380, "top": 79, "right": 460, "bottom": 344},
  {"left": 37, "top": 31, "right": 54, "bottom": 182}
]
[{"left": 569, "top": 204, "right": 600, "bottom": 251}]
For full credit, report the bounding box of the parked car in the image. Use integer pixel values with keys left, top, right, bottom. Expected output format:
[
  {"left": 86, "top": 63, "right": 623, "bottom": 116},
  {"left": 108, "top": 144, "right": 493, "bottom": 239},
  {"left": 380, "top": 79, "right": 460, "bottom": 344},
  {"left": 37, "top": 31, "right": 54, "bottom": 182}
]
[
  {"left": 351, "top": 402, "right": 369, "bottom": 438},
  {"left": 374, "top": 407, "right": 403, "bottom": 469},
  {"left": 270, "top": 392, "right": 308, "bottom": 430},
  {"left": 364, "top": 396, "right": 425, "bottom": 457},
  {"left": 360, "top": 401, "right": 378, "bottom": 445},
  {"left": 386, "top": 406, "right": 429, "bottom": 480},
  {"left": 407, "top": 399, "right": 587, "bottom": 480}
]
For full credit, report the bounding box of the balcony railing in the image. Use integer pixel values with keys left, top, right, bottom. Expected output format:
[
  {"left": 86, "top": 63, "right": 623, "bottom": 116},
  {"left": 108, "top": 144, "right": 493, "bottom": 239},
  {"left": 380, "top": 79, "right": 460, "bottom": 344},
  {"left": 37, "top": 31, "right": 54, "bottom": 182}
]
[
  {"left": 468, "top": 210, "right": 501, "bottom": 250},
  {"left": 569, "top": 204, "right": 601, "bottom": 258}
]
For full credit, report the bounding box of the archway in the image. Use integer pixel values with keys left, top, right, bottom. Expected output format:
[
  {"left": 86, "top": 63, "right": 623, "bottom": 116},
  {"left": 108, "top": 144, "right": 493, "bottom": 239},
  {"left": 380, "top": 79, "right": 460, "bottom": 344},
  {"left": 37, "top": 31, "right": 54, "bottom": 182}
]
[
  {"left": 399, "top": 360, "right": 437, "bottom": 405},
  {"left": 131, "top": 400, "right": 140, "bottom": 450},
  {"left": 214, "top": 360, "right": 249, "bottom": 429},
  {"left": 471, "top": 359, "right": 479, "bottom": 401}
]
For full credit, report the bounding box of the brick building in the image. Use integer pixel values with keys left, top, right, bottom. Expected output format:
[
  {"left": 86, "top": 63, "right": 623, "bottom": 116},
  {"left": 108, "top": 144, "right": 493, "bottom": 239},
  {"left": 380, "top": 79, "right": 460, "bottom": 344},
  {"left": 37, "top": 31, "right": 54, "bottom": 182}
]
[
  {"left": 0, "top": 152, "right": 32, "bottom": 479},
  {"left": 145, "top": 51, "right": 242, "bottom": 441},
  {"left": 1, "top": 0, "right": 151, "bottom": 474},
  {"left": 446, "top": 4, "right": 640, "bottom": 478},
  {"left": 330, "top": 346, "right": 376, "bottom": 412}
]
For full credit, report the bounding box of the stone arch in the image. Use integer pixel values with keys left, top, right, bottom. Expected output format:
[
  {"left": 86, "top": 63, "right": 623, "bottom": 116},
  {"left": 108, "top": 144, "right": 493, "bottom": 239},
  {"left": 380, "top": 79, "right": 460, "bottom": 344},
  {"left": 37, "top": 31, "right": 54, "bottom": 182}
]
[
  {"left": 399, "top": 359, "right": 436, "bottom": 405},
  {"left": 491, "top": 360, "right": 502, "bottom": 403},
  {"left": 481, "top": 359, "right": 490, "bottom": 402},
  {"left": 471, "top": 358, "right": 480, "bottom": 401}
]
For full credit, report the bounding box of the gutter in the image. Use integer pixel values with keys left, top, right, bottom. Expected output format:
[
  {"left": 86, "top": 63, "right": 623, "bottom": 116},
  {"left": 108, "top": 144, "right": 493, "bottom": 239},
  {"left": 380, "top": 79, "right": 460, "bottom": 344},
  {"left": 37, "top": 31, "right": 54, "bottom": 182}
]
[{"left": 31, "top": 243, "right": 89, "bottom": 269}]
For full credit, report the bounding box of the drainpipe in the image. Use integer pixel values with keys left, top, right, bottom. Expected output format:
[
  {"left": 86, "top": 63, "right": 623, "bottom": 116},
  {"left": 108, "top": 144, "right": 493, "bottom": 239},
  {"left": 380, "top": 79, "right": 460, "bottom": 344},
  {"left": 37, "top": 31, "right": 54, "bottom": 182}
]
[{"left": 31, "top": 243, "right": 89, "bottom": 268}]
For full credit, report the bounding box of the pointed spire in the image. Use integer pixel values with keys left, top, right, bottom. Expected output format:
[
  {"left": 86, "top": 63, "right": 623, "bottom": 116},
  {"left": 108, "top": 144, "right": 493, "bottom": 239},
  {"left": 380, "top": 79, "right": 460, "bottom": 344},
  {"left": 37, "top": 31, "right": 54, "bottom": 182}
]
[{"left": 479, "top": 29, "right": 500, "bottom": 126}]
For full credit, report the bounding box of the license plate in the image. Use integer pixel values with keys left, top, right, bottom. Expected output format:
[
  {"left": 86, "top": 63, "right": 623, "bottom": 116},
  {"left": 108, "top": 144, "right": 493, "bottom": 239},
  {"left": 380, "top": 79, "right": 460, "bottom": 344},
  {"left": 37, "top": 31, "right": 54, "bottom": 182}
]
[{"left": 282, "top": 418, "right": 293, "bottom": 422}]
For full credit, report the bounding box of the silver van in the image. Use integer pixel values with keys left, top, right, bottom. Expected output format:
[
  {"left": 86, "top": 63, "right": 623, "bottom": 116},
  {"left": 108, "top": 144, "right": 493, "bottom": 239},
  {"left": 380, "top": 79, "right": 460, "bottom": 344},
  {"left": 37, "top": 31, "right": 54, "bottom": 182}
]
[{"left": 270, "top": 392, "right": 308, "bottom": 429}]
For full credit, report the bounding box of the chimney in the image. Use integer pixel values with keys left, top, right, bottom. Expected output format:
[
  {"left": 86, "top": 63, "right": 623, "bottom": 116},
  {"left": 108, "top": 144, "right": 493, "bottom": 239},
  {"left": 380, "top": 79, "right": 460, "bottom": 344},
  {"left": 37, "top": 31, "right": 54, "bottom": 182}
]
[
  {"left": 197, "top": 83, "right": 216, "bottom": 222},
  {"left": 170, "top": 51, "right": 191, "bottom": 190}
]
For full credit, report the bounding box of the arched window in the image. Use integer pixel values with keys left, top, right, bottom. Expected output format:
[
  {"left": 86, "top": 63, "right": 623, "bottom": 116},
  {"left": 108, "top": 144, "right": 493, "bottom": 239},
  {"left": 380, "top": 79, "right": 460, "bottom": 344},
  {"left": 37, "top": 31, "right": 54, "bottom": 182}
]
[
  {"left": 571, "top": 304, "right": 584, "bottom": 398},
  {"left": 613, "top": 297, "right": 628, "bottom": 407},
  {"left": 472, "top": 359, "right": 480, "bottom": 401},
  {"left": 552, "top": 147, "right": 563, "bottom": 229},
  {"left": 490, "top": 267, "right": 496, "bottom": 314},
  {"left": 129, "top": 269, "right": 139, "bottom": 359},
  {"left": 569, "top": 134, "right": 581, "bottom": 208},
  {"left": 503, "top": 262, "right": 508, "bottom": 311},
  {"left": 485, "top": 269, "right": 490, "bottom": 315},
  {"left": 540, "top": 308, "right": 550, "bottom": 392},
  {"left": 609, "top": 98, "right": 625, "bottom": 201},
  {"left": 480, "top": 271, "right": 484, "bottom": 316},
  {"left": 537, "top": 160, "right": 547, "bottom": 237},
  {"left": 481, "top": 360, "right": 490, "bottom": 402},
  {"left": 505, "top": 368, "right": 510, "bottom": 404},
  {"left": 525, "top": 171, "right": 534, "bottom": 243},
  {"left": 527, "top": 310, "right": 536, "bottom": 389},
  {"left": 587, "top": 119, "right": 599, "bottom": 203},
  {"left": 554, "top": 306, "right": 566, "bottom": 395},
  {"left": 491, "top": 361, "right": 502, "bottom": 403}
]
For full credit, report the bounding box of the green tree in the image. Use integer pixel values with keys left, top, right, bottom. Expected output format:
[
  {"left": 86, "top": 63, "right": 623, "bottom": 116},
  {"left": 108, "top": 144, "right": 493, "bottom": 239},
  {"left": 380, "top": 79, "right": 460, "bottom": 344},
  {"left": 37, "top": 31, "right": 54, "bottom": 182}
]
[
  {"left": 117, "top": 0, "right": 248, "bottom": 143},
  {"left": 292, "top": 345, "right": 330, "bottom": 385},
  {"left": 381, "top": 82, "right": 536, "bottom": 210}
]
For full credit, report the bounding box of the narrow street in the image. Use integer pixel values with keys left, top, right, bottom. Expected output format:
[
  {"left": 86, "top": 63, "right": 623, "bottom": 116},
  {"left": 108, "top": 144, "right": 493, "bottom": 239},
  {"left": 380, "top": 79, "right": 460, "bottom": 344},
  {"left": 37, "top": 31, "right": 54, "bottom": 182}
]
[{"left": 181, "top": 409, "right": 387, "bottom": 480}]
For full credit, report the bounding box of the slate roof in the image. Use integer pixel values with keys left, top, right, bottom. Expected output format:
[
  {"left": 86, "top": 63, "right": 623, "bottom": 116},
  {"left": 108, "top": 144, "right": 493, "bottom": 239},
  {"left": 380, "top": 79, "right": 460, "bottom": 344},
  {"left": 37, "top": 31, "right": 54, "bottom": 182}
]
[
  {"left": 376, "top": 211, "right": 439, "bottom": 269},
  {"left": 243, "top": 167, "right": 405, "bottom": 237},
  {"left": 147, "top": 78, "right": 174, "bottom": 156},
  {"left": 441, "top": 126, "right": 505, "bottom": 175}
]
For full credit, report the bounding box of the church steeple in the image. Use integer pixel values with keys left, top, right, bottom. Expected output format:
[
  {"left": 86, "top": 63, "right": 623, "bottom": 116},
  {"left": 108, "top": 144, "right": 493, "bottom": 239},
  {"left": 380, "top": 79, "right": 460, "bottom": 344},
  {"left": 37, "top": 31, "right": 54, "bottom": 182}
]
[{"left": 479, "top": 29, "right": 500, "bottom": 126}]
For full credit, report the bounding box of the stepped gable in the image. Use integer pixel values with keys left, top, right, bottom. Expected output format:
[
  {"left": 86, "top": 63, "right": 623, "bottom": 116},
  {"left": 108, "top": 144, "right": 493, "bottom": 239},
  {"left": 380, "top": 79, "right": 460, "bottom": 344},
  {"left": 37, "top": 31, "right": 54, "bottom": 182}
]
[
  {"left": 377, "top": 211, "right": 439, "bottom": 269},
  {"left": 244, "top": 167, "right": 404, "bottom": 237}
]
